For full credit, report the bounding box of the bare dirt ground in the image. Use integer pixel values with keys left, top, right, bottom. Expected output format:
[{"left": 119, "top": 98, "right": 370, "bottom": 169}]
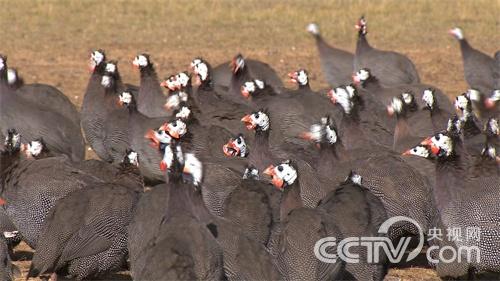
[{"left": 1, "top": 0, "right": 499, "bottom": 280}]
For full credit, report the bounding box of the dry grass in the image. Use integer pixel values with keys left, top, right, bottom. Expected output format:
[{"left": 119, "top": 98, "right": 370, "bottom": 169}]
[{"left": 2, "top": 0, "right": 499, "bottom": 280}]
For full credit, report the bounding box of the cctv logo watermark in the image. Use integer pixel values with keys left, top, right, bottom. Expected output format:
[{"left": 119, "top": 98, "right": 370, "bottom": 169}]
[{"left": 314, "top": 216, "right": 481, "bottom": 264}]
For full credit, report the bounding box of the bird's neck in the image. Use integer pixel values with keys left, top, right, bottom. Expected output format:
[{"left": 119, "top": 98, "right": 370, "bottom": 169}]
[
  {"left": 356, "top": 33, "right": 373, "bottom": 54},
  {"left": 393, "top": 115, "right": 412, "bottom": 151},
  {"left": 434, "top": 154, "right": 466, "bottom": 211},
  {"left": 280, "top": 181, "right": 303, "bottom": 222},
  {"left": 317, "top": 142, "right": 348, "bottom": 175}
]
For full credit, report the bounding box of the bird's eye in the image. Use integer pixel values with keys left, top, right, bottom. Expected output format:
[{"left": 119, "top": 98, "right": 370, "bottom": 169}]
[
  {"left": 435, "top": 135, "right": 440, "bottom": 141},
  {"left": 254, "top": 113, "right": 259, "bottom": 119},
  {"left": 172, "top": 121, "right": 177, "bottom": 127},
  {"left": 277, "top": 165, "right": 283, "bottom": 172},
  {"left": 413, "top": 148, "right": 417, "bottom": 152},
  {"left": 236, "top": 138, "right": 242, "bottom": 144}
]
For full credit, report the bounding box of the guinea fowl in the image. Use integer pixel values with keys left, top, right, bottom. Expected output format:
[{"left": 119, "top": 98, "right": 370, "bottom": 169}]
[
  {"left": 386, "top": 94, "right": 437, "bottom": 186},
  {"left": 263, "top": 160, "right": 351, "bottom": 281},
  {"left": 220, "top": 166, "right": 281, "bottom": 246},
  {"left": 98, "top": 64, "right": 138, "bottom": 163},
  {"left": 404, "top": 131, "right": 500, "bottom": 277},
  {"left": 81, "top": 50, "right": 109, "bottom": 157},
  {"left": 354, "top": 16, "right": 420, "bottom": 86},
  {"left": 119, "top": 91, "right": 186, "bottom": 184},
  {"left": 422, "top": 88, "right": 453, "bottom": 132},
  {"left": 454, "top": 93, "right": 484, "bottom": 156},
  {"left": 449, "top": 27, "right": 497, "bottom": 94},
  {"left": 27, "top": 150, "right": 143, "bottom": 280},
  {"left": 328, "top": 84, "right": 394, "bottom": 149},
  {"left": 240, "top": 81, "right": 334, "bottom": 160},
  {"left": 212, "top": 54, "right": 283, "bottom": 92},
  {"left": 285, "top": 69, "right": 342, "bottom": 120},
  {"left": 81, "top": 51, "right": 139, "bottom": 162},
  {"left": 129, "top": 146, "right": 280, "bottom": 280},
  {"left": 240, "top": 109, "right": 320, "bottom": 175},
  {"left": 188, "top": 58, "right": 254, "bottom": 135},
  {"left": 387, "top": 93, "right": 433, "bottom": 152},
  {"left": 133, "top": 54, "right": 170, "bottom": 118},
  {"left": 317, "top": 171, "right": 388, "bottom": 281},
  {"left": 300, "top": 115, "right": 436, "bottom": 242},
  {"left": 463, "top": 88, "right": 498, "bottom": 120},
  {"left": 6, "top": 66, "right": 80, "bottom": 129},
  {"left": 307, "top": 23, "right": 354, "bottom": 87},
  {"left": 353, "top": 68, "right": 454, "bottom": 114},
  {"left": 0, "top": 130, "right": 104, "bottom": 248},
  {"left": 0, "top": 55, "right": 85, "bottom": 161}
]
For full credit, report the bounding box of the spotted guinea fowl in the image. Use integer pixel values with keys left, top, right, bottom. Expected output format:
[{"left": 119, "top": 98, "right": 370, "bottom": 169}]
[
  {"left": 454, "top": 94, "right": 484, "bottom": 156},
  {"left": 422, "top": 88, "right": 454, "bottom": 132},
  {"left": 263, "top": 160, "right": 351, "bottom": 281},
  {"left": 387, "top": 93, "right": 434, "bottom": 152},
  {"left": 212, "top": 53, "right": 283, "bottom": 92},
  {"left": 386, "top": 94, "right": 437, "bottom": 186},
  {"left": 240, "top": 82, "right": 334, "bottom": 161},
  {"left": 0, "top": 55, "right": 85, "bottom": 162},
  {"left": 354, "top": 16, "right": 420, "bottom": 86},
  {"left": 221, "top": 166, "right": 281, "bottom": 246},
  {"left": 300, "top": 114, "right": 436, "bottom": 242},
  {"left": 98, "top": 64, "right": 139, "bottom": 163},
  {"left": 328, "top": 84, "right": 394, "bottom": 149},
  {"left": 188, "top": 58, "right": 254, "bottom": 135},
  {"left": 118, "top": 91, "right": 186, "bottom": 184},
  {"left": 129, "top": 145, "right": 281, "bottom": 280},
  {"left": 133, "top": 53, "right": 170, "bottom": 118},
  {"left": 285, "top": 69, "right": 342, "bottom": 120},
  {"left": 404, "top": 131, "right": 500, "bottom": 278},
  {"left": 353, "top": 68, "right": 454, "bottom": 114},
  {"left": 27, "top": 150, "right": 143, "bottom": 280},
  {"left": 307, "top": 23, "right": 354, "bottom": 87},
  {"left": 81, "top": 51, "right": 139, "bottom": 162},
  {"left": 317, "top": 171, "right": 388, "bottom": 281},
  {"left": 449, "top": 27, "right": 497, "bottom": 95},
  {"left": 5, "top": 66, "right": 80, "bottom": 129},
  {"left": 0, "top": 130, "right": 106, "bottom": 249}
]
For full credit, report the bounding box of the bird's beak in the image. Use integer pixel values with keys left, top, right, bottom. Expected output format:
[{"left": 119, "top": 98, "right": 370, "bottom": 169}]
[
  {"left": 288, "top": 72, "right": 298, "bottom": 83},
  {"left": 387, "top": 105, "right": 395, "bottom": 116},
  {"left": 222, "top": 139, "right": 239, "bottom": 157},
  {"left": 300, "top": 132, "right": 313, "bottom": 141},
  {"left": 485, "top": 98, "right": 496, "bottom": 109},
  {"left": 241, "top": 115, "right": 255, "bottom": 130},
  {"left": 160, "top": 160, "right": 168, "bottom": 171},
  {"left": 183, "top": 165, "right": 190, "bottom": 175},
  {"left": 328, "top": 90, "right": 337, "bottom": 104},
  {"left": 241, "top": 87, "right": 250, "bottom": 99},
  {"left": 230, "top": 59, "right": 237, "bottom": 73},
  {"left": 402, "top": 149, "right": 412, "bottom": 156},
  {"left": 0, "top": 198, "right": 6, "bottom": 205},
  {"left": 88, "top": 61, "right": 96, "bottom": 73},
  {"left": 352, "top": 74, "right": 361, "bottom": 84},
  {"left": 420, "top": 137, "right": 432, "bottom": 146},
  {"left": 264, "top": 165, "right": 284, "bottom": 189}
]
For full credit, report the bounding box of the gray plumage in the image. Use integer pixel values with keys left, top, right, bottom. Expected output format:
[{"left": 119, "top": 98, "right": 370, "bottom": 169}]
[
  {"left": 307, "top": 23, "right": 354, "bottom": 87},
  {"left": 28, "top": 181, "right": 141, "bottom": 280},
  {"left": 452, "top": 28, "right": 497, "bottom": 94},
  {"left": 0, "top": 56, "right": 85, "bottom": 162},
  {"left": 354, "top": 17, "right": 420, "bottom": 86}
]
